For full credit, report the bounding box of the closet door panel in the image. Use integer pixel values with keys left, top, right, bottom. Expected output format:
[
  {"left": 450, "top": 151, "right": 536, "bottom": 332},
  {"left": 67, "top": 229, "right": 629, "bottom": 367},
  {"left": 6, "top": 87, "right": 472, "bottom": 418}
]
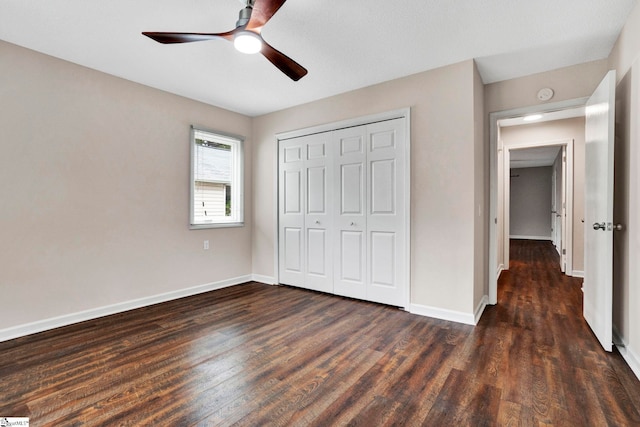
[
  {"left": 339, "top": 230, "right": 364, "bottom": 282},
  {"left": 366, "top": 119, "right": 406, "bottom": 307},
  {"left": 371, "top": 159, "right": 395, "bottom": 214},
  {"left": 305, "top": 133, "right": 334, "bottom": 293},
  {"left": 279, "top": 140, "right": 306, "bottom": 287},
  {"left": 370, "top": 231, "right": 395, "bottom": 287},
  {"left": 333, "top": 126, "right": 367, "bottom": 300},
  {"left": 340, "top": 164, "right": 364, "bottom": 214},
  {"left": 284, "top": 228, "right": 303, "bottom": 273}
]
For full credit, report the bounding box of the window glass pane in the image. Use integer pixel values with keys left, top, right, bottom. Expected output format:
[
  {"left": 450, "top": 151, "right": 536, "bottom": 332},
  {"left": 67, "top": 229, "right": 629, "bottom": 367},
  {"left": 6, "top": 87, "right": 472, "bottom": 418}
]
[{"left": 191, "top": 128, "right": 243, "bottom": 228}]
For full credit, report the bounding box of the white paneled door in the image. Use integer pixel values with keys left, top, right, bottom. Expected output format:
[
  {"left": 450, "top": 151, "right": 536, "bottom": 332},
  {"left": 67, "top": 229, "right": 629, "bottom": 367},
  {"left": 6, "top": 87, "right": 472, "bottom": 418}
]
[
  {"left": 365, "top": 120, "right": 406, "bottom": 307},
  {"left": 584, "top": 70, "right": 616, "bottom": 352},
  {"left": 305, "top": 133, "right": 334, "bottom": 293},
  {"left": 279, "top": 133, "right": 333, "bottom": 293},
  {"left": 279, "top": 114, "right": 408, "bottom": 308},
  {"left": 333, "top": 126, "right": 368, "bottom": 300},
  {"left": 278, "top": 138, "right": 305, "bottom": 288}
]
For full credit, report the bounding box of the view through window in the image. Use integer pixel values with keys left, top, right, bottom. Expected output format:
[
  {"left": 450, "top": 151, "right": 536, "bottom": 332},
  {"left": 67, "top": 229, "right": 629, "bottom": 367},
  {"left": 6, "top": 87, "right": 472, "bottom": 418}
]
[{"left": 190, "top": 127, "right": 243, "bottom": 228}]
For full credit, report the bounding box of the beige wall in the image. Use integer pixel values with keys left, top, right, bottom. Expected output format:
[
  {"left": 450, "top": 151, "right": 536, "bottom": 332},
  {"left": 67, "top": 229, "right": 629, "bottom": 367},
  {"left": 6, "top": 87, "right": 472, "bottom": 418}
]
[
  {"left": 252, "top": 60, "right": 483, "bottom": 316},
  {"left": 508, "top": 167, "right": 553, "bottom": 239},
  {"left": 485, "top": 59, "right": 609, "bottom": 113},
  {"left": 500, "top": 117, "right": 587, "bottom": 273},
  {"left": 0, "top": 40, "right": 253, "bottom": 331},
  {"left": 609, "top": 0, "right": 640, "bottom": 377}
]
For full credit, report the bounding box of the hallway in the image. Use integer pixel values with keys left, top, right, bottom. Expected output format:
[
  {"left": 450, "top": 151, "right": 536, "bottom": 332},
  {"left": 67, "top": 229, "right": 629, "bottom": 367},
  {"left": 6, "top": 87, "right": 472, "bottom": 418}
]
[{"left": 482, "top": 239, "right": 640, "bottom": 424}]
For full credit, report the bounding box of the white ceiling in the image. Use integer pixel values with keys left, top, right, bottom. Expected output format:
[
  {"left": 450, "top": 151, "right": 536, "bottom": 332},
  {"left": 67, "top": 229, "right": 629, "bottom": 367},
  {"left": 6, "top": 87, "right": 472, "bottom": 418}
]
[
  {"left": 0, "top": 0, "right": 637, "bottom": 116},
  {"left": 510, "top": 146, "right": 562, "bottom": 169}
]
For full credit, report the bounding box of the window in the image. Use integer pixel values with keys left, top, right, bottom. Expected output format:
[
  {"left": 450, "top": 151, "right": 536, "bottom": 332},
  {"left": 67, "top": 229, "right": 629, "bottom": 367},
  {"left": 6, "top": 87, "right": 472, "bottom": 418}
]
[{"left": 190, "top": 126, "right": 244, "bottom": 228}]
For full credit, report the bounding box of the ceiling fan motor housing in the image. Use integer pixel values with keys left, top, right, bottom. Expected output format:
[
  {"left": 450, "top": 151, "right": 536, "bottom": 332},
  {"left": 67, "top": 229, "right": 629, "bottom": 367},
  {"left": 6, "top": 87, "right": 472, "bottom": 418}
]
[{"left": 236, "top": 6, "right": 253, "bottom": 28}]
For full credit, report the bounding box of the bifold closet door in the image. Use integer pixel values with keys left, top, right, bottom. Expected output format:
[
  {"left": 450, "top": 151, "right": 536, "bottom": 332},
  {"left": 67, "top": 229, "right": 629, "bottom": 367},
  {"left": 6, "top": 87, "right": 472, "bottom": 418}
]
[
  {"left": 333, "top": 119, "right": 406, "bottom": 306},
  {"left": 365, "top": 119, "right": 406, "bottom": 307},
  {"left": 278, "top": 133, "right": 333, "bottom": 293},
  {"left": 333, "top": 126, "right": 368, "bottom": 300}
]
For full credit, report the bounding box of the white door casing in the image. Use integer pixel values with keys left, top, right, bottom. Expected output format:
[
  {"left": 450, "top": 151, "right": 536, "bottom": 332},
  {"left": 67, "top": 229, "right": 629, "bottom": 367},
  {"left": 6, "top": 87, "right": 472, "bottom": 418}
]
[
  {"left": 552, "top": 167, "right": 559, "bottom": 253},
  {"left": 501, "top": 139, "right": 574, "bottom": 277},
  {"left": 584, "top": 70, "right": 616, "bottom": 352},
  {"left": 561, "top": 146, "right": 568, "bottom": 272},
  {"left": 489, "top": 98, "right": 590, "bottom": 305}
]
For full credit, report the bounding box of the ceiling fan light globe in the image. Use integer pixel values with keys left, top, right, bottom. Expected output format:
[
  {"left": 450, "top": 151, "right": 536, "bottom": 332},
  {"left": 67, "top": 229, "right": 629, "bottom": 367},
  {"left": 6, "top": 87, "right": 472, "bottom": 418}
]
[{"left": 234, "top": 32, "right": 262, "bottom": 54}]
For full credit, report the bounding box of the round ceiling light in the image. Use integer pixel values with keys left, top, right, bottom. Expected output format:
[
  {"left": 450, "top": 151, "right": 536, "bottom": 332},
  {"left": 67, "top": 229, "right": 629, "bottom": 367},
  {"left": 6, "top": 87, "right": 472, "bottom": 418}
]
[{"left": 234, "top": 31, "right": 262, "bottom": 54}]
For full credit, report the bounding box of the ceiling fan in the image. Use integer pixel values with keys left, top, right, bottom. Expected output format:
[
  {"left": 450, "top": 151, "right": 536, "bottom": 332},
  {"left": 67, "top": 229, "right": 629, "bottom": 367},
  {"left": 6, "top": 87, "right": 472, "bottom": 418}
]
[{"left": 142, "top": 0, "right": 307, "bottom": 81}]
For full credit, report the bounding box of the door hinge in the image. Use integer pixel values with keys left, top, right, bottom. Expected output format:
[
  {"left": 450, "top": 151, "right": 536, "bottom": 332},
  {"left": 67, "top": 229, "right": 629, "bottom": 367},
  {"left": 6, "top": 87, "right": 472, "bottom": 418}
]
[{"left": 562, "top": 249, "right": 566, "bottom": 255}]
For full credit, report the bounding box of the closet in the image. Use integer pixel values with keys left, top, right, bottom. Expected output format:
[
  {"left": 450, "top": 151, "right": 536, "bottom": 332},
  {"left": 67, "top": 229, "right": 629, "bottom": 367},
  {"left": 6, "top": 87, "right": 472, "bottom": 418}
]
[{"left": 278, "top": 114, "right": 408, "bottom": 308}]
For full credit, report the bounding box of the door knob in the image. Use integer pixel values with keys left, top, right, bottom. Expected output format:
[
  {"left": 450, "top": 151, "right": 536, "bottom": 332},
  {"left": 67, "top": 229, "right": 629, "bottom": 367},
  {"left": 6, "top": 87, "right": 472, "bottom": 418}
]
[
  {"left": 315, "top": 220, "right": 320, "bottom": 225},
  {"left": 593, "top": 222, "right": 606, "bottom": 230},
  {"left": 350, "top": 222, "right": 356, "bottom": 226},
  {"left": 613, "top": 224, "right": 624, "bottom": 231}
]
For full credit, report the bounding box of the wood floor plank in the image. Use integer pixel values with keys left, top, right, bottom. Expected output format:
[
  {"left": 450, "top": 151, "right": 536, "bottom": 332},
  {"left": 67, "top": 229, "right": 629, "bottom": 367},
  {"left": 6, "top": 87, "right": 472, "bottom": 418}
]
[{"left": 1, "top": 240, "right": 639, "bottom": 425}]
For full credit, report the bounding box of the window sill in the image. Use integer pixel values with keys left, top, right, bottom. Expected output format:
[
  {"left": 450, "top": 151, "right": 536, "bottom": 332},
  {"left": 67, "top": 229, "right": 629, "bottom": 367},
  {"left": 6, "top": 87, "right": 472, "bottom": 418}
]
[{"left": 190, "top": 222, "right": 244, "bottom": 230}]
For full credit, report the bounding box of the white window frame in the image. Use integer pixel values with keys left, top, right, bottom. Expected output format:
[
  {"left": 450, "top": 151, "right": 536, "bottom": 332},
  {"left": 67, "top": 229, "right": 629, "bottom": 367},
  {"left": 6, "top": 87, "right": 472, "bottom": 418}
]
[{"left": 190, "top": 126, "right": 244, "bottom": 229}]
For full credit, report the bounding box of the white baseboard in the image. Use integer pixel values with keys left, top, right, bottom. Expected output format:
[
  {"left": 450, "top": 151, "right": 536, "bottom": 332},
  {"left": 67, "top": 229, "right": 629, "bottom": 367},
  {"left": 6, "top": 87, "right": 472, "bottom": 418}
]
[
  {"left": 410, "top": 303, "right": 476, "bottom": 326},
  {"left": 571, "top": 270, "right": 584, "bottom": 278},
  {"left": 613, "top": 327, "right": 640, "bottom": 381},
  {"left": 474, "top": 295, "right": 489, "bottom": 324},
  {"left": 509, "top": 235, "right": 552, "bottom": 241},
  {"left": 0, "top": 275, "right": 253, "bottom": 343},
  {"left": 251, "top": 274, "right": 276, "bottom": 285},
  {"left": 497, "top": 264, "right": 505, "bottom": 278}
]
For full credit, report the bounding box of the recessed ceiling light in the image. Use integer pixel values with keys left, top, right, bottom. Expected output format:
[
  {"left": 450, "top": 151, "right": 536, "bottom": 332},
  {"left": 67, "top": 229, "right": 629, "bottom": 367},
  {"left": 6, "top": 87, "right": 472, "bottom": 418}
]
[{"left": 523, "top": 114, "right": 543, "bottom": 122}]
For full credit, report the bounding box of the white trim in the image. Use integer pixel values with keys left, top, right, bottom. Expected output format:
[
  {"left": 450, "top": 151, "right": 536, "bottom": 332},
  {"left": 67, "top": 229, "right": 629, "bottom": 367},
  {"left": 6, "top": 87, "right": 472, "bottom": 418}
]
[
  {"left": 571, "top": 270, "right": 585, "bottom": 278},
  {"left": 410, "top": 303, "right": 476, "bottom": 326},
  {"left": 509, "top": 235, "right": 552, "bottom": 241},
  {"left": 613, "top": 327, "right": 640, "bottom": 381},
  {"left": 0, "top": 275, "right": 252, "bottom": 343},
  {"left": 189, "top": 127, "right": 245, "bottom": 229},
  {"left": 403, "top": 111, "right": 412, "bottom": 311},
  {"left": 489, "top": 98, "right": 588, "bottom": 306},
  {"left": 273, "top": 130, "right": 280, "bottom": 286},
  {"left": 474, "top": 295, "right": 489, "bottom": 324},
  {"left": 252, "top": 274, "right": 276, "bottom": 284},
  {"left": 497, "top": 263, "right": 505, "bottom": 278},
  {"left": 277, "top": 108, "right": 409, "bottom": 141}
]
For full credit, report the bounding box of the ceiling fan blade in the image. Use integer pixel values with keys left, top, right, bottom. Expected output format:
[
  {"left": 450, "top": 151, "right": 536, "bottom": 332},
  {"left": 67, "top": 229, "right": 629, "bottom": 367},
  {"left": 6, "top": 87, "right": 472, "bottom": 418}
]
[
  {"left": 142, "top": 31, "right": 235, "bottom": 44},
  {"left": 245, "top": 0, "right": 288, "bottom": 33},
  {"left": 260, "top": 40, "right": 307, "bottom": 81}
]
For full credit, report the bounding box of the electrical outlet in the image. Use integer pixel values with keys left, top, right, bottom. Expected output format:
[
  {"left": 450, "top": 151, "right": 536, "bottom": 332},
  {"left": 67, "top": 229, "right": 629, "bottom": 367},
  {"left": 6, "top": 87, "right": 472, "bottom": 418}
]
[{"left": 204, "top": 240, "right": 209, "bottom": 250}]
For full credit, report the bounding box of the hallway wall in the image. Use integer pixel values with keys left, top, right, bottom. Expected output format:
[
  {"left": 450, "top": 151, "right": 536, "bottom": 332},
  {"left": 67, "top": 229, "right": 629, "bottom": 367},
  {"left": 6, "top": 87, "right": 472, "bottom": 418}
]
[{"left": 509, "top": 167, "right": 552, "bottom": 240}]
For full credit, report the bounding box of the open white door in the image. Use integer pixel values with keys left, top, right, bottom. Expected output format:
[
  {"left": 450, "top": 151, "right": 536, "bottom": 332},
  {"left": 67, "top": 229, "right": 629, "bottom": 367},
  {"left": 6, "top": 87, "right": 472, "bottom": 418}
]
[{"left": 584, "top": 70, "right": 616, "bottom": 352}]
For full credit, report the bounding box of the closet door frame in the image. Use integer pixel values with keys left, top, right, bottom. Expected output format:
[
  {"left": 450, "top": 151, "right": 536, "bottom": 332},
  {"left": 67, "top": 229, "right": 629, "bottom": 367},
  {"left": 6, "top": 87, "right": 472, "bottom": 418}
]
[{"left": 274, "top": 108, "right": 411, "bottom": 310}]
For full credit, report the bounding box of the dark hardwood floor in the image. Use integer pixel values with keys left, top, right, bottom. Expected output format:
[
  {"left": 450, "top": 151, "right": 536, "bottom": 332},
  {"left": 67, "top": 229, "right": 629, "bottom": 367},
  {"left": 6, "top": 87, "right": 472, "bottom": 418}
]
[{"left": 1, "top": 239, "right": 639, "bottom": 426}]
